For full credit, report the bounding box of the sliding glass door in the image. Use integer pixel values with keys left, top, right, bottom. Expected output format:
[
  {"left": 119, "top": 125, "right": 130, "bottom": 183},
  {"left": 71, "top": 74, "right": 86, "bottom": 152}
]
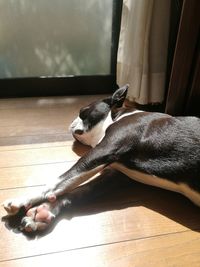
[{"left": 0, "top": 0, "right": 122, "bottom": 96}]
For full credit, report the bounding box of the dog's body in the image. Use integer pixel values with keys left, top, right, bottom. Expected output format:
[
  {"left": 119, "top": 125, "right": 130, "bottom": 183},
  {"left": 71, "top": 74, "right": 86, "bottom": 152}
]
[{"left": 3, "top": 85, "right": 200, "bottom": 232}]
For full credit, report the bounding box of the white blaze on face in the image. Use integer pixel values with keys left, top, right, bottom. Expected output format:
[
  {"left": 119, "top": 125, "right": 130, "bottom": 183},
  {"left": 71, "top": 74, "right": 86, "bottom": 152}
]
[
  {"left": 70, "top": 117, "right": 84, "bottom": 132},
  {"left": 69, "top": 112, "right": 113, "bottom": 147}
]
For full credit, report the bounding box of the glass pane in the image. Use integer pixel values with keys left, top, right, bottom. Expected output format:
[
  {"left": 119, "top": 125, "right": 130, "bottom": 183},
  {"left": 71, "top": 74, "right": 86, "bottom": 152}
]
[{"left": 0, "top": 0, "right": 113, "bottom": 78}]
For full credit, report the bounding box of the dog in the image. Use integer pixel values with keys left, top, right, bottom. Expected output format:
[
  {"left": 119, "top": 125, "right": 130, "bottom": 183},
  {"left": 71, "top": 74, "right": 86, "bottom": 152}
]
[{"left": 3, "top": 85, "right": 200, "bottom": 232}]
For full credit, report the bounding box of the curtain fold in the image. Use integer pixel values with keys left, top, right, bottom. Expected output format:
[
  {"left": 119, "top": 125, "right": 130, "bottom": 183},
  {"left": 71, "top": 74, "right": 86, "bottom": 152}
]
[{"left": 117, "top": 0, "right": 171, "bottom": 104}]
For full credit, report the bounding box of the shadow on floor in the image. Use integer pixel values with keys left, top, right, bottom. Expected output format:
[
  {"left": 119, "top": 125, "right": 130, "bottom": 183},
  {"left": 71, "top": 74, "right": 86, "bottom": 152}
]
[{"left": 2, "top": 167, "right": 200, "bottom": 239}]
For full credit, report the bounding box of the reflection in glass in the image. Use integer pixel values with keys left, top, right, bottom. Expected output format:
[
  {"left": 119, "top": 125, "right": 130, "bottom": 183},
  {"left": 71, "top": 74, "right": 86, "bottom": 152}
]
[{"left": 0, "top": 0, "right": 112, "bottom": 78}]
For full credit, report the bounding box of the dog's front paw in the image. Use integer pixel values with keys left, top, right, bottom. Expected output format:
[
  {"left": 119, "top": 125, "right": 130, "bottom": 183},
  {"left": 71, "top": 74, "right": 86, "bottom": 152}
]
[
  {"left": 20, "top": 203, "right": 56, "bottom": 232},
  {"left": 20, "top": 199, "right": 70, "bottom": 232},
  {"left": 20, "top": 216, "right": 48, "bottom": 232},
  {"left": 2, "top": 198, "right": 29, "bottom": 215}
]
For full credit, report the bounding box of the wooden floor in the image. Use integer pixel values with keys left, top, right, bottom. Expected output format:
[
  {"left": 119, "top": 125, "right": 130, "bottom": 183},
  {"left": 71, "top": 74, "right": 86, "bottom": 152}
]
[{"left": 1, "top": 95, "right": 200, "bottom": 267}]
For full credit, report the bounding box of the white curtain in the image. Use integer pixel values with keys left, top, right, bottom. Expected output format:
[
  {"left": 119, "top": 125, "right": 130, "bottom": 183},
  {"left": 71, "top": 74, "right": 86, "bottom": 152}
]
[{"left": 117, "top": 0, "right": 171, "bottom": 104}]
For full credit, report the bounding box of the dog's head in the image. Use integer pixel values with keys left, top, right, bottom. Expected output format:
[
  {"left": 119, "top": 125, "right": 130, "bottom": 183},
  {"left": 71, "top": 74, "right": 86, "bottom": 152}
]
[{"left": 69, "top": 85, "right": 128, "bottom": 147}]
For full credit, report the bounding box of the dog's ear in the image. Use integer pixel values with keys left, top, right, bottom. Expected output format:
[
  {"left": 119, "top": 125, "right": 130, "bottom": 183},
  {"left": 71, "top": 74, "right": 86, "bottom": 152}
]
[{"left": 111, "top": 84, "right": 129, "bottom": 108}]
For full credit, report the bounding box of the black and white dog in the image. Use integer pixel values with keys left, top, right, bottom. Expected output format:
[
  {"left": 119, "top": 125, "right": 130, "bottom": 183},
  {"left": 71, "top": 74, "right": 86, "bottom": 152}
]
[{"left": 3, "top": 85, "right": 200, "bottom": 232}]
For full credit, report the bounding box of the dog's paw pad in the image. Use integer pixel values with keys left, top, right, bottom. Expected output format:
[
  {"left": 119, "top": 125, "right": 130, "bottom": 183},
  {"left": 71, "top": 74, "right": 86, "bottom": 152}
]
[{"left": 20, "top": 203, "right": 55, "bottom": 232}]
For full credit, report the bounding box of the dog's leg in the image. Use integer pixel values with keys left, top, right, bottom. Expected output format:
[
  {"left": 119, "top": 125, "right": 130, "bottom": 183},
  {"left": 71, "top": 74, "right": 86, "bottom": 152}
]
[
  {"left": 3, "top": 141, "right": 117, "bottom": 218},
  {"left": 3, "top": 165, "right": 105, "bottom": 216},
  {"left": 20, "top": 168, "right": 126, "bottom": 232}
]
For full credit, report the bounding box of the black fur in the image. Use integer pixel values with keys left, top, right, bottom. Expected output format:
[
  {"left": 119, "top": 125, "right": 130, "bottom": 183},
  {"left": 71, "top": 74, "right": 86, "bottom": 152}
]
[{"left": 79, "top": 101, "right": 110, "bottom": 131}]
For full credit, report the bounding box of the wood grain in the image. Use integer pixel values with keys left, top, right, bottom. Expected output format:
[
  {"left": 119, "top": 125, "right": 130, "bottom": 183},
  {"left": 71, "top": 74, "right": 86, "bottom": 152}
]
[
  {"left": 0, "top": 95, "right": 106, "bottom": 110},
  {"left": 0, "top": 162, "right": 75, "bottom": 189},
  {"left": 1, "top": 231, "right": 200, "bottom": 267}
]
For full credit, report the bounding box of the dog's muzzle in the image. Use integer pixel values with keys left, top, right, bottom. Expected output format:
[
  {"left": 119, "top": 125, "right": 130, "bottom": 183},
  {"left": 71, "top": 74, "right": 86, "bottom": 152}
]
[
  {"left": 69, "top": 117, "right": 87, "bottom": 143},
  {"left": 70, "top": 117, "right": 84, "bottom": 134}
]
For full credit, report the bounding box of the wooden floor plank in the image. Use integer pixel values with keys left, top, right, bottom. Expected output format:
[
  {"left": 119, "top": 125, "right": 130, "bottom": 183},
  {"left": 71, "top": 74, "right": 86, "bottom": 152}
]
[
  {"left": 0, "top": 134, "right": 74, "bottom": 148},
  {"left": 0, "top": 107, "right": 78, "bottom": 127},
  {"left": 0, "top": 145, "right": 86, "bottom": 168},
  {"left": 0, "top": 139, "right": 74, "bottom": 151},
  {"left": 0, "top": 162, "right": 75, "bottom": 189},
  {"left": 1, "top": 230, "right": 200, "bottom": 267},
  {"left": 0, "top": 95, "right": 106, "bottom": 110},
  {"left": 0, "top": 123, "right": 68, "bottom": 138}
]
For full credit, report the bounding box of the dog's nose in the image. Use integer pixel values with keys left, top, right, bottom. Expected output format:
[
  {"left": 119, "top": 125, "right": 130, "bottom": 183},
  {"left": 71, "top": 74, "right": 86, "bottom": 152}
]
[{"left": 74, "top": 129, "right": 84, "bottom": 135}]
